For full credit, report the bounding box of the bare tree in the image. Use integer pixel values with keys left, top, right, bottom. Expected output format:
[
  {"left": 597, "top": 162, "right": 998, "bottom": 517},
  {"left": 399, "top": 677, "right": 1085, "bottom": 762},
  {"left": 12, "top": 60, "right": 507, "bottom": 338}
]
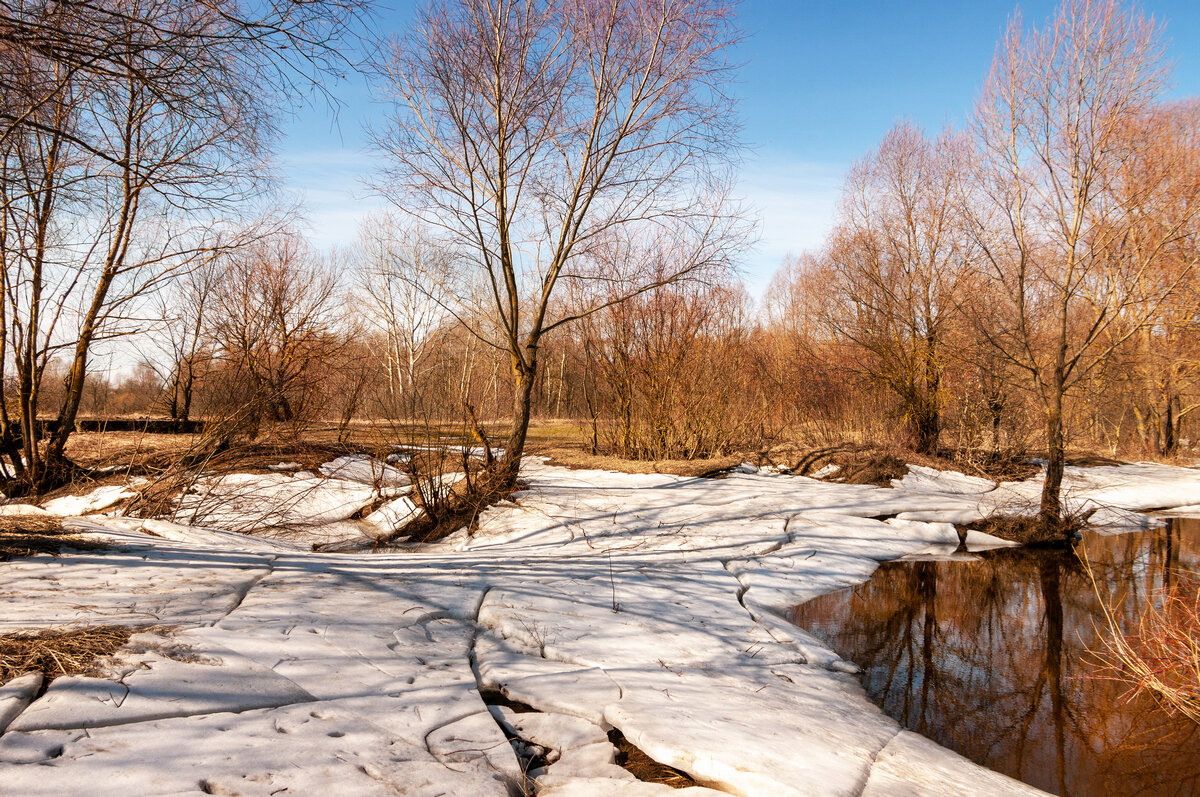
[
  {"left": 0, "top": 0, "right": 371, "bottom": 151},
  {"left": 968, "top": 0, "right": 1177, "bottom": 531},
  {"left": 206, "top": 230, "right": 345, "bottom": 439},
  {"left": 373, "top": 0, "right": 748, "bottom": 483},
  {"left": 148, "top": 260, "right": 219, "bottom": 421},
  {"left": 821, "top": 122, "right": 973, "bottom": 454},
  {"left": 355, "top": 211, "right": 455, "bottom": 415},
  {"left": 1108, "top": 101, "right": 1200, "bottom": 455},
  {"left": 0, "top": 0, "right": 372, "bottom": 491}
]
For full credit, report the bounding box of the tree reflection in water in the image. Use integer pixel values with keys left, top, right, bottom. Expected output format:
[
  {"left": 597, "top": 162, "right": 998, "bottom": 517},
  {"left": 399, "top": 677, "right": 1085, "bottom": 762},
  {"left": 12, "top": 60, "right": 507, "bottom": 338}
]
[{"left": 790, "top": 518, "right": 1200, "bottom": 797}]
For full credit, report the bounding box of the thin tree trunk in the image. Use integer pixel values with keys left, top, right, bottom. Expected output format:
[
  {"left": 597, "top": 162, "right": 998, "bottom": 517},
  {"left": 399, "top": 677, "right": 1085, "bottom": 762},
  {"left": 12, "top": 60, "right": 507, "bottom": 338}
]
[
  {"left": 1040, "top": 381, "right": 1066, "bottom": 529},
  {"left": 502, "top": 348, "right": 538, "bottom": 483}
]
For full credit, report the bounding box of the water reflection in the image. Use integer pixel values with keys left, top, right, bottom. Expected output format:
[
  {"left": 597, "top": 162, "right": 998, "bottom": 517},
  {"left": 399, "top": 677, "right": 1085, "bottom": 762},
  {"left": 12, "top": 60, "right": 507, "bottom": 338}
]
[{"left": 790, "top": 518, "right": 1200, "bottom": 797}]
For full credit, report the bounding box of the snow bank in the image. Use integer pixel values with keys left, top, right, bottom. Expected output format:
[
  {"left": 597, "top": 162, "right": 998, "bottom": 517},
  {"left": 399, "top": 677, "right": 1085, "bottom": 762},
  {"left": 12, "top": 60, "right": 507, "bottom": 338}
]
[
  {"left": 318, "top": 455, "right": 410, "bottom": 488},
  {"left": 42, "top": 485, "right": 135, "bottom": 516},
  {"left": 10, "top": 456, "right": 1196, "bottom": 794},
  {"left": 174, "top": 472, "right": 376, "bottom": 530}
]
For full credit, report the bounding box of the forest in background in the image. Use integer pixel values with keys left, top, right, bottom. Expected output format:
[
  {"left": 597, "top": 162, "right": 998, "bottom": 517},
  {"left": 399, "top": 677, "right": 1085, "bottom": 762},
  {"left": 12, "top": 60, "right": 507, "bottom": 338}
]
[{"left": 0, "top": 0, "right": 1196, "bottom": 533}]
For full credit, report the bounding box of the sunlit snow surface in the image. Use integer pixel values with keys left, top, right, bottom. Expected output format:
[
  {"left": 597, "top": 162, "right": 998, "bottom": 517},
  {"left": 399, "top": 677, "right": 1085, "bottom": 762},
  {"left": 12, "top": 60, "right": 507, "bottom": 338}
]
[{"left": 3, "top": 458, "right": 1200, "bottom": 795}]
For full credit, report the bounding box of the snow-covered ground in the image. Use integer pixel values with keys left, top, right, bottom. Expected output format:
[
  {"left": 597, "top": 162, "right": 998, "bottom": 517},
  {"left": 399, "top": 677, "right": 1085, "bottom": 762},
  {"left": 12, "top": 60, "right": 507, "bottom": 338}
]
[{"left": 2, "top": 457, "right": 1199, "bottom": 795}]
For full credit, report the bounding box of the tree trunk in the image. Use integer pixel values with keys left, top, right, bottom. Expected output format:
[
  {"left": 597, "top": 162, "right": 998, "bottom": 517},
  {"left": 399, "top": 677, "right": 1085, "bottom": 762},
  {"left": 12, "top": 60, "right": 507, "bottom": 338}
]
[
  {"left": 910, "top": 407, "right": 940, "bottom": 456},
  {"left": 1040, "top": 387, "right": 1066, "bottom": 530},
  {"left": 501, "top": 348, "right": 538, "bottom": 484}
]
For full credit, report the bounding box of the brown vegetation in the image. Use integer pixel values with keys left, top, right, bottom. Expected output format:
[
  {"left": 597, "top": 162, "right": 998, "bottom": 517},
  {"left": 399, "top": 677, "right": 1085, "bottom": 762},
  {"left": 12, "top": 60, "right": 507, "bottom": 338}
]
[
  {"left": 0, "top": 626, "right": 136, "bottom": 685},
  {"left": 607, "top": 729, "right": 699, "bottom": 789},
  {"left": 961, "top": 514, "right": 1090, "bottom": 547},
  {"left": 1092, "top": 570, "right": 1200, "bottom": 724},
  {"left": 0, "top": 515, "right": 107, "bottom": 561},
  {"left": 372, "top": 0, "right": 749, "bottom": 483}
]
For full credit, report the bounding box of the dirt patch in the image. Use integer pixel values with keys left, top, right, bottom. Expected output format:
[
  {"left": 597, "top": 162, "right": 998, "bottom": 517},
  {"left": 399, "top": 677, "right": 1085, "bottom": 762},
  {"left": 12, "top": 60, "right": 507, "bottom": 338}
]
[
  {"left": 783, "top": 444, "right": 908, "bottom": 486},
  {"left": 835, "top": 452, "right": 909, "bottom": 486},
  {"left": 0, "top": 516, "right": 108, "bottom": 561},
  {"left": 608, "top": 728, "right": 698, "bottom": 788},
  {"left": 789, "top": 443, "right": 1042, "bottom": 485},
  {"left": 1066, "top": 453, "right": 1125, "bottom": 467},
  {"left": 0, "top": 625, "right": 138, "bottom": 686},
  {"left": 478, "top": 688, "right": 539, "bottom": 714}
]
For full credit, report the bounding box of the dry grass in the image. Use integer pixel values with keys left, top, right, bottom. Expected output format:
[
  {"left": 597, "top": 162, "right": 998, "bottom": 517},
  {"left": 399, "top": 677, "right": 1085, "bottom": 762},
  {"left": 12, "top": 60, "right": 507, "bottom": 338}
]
[
  {"left": 912, "top": 447, "right": 1040, "bottom": 482},
  {"left": 1091, "top": 570, "right": 1200, "bottom": 724},
  {"left": 64, "top": 430, "right": 200, "bottom": 471},
  {"left": 0, "top": 515, "right": 108, "bottom": 561},
  {"left": 0, "top": 625, "right": 136, "bottom": 685},
  {"left": 536, "top": 446, "right": 741, "bottom": 477},
  {"left": 835, "top": 451, "right": 909, "bottom": 486},
  {"left": 608, "top": 729, "right": 698, "bottom": 788},
  {"left": 960, "top": 513, "right": 1088, "bottom": 546}
]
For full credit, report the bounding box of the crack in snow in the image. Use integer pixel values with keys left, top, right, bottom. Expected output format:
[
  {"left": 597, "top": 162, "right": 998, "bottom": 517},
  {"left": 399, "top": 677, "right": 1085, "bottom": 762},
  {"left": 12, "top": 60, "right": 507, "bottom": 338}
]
[{"left": 211, "top": 557, "right": 276, "bottom": 624}]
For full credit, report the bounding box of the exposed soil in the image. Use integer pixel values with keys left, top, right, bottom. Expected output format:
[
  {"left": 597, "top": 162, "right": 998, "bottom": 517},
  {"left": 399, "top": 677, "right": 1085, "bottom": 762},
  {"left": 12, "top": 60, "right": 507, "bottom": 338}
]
[
  {"left": 787, "top": 443, "right": 1045, "bottom": 486},
  {"left": 608, "top": 728, "right": 699, "bottom": 788},
  {"left": 836, "top": 452, "right": 910, "bottom": 486},
  {"left": 537, "top": 446, "right": 742, "bottom": 478},
  {"left": 0, "top": 516, "right": 109, "bottom": 561}
]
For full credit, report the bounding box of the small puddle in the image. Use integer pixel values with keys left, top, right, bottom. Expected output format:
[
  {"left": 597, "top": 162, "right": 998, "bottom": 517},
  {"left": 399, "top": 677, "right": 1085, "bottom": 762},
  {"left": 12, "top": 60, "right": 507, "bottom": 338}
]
[{"left": 790, "top": 517, "right": 1200, "bottom": 797}]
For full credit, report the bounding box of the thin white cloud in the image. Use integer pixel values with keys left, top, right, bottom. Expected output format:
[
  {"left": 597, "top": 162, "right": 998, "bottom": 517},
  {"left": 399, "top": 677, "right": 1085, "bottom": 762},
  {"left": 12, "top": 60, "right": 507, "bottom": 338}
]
[
  {"left": 279, "top": 147, "right": 850, "bottom": 294},
  {"left": 279, "top": 149, "right": 387, "bottom": 251},
  {"left": 736, "top": 155, "right": 846, "bottom": 297}
]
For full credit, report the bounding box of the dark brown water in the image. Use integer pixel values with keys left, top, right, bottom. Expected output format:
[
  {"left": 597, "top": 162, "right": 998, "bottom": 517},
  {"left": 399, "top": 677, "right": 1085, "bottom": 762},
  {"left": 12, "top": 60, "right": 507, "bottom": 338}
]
[{"left": 790, "top": 518, "right": 1200, "bottom": 797}]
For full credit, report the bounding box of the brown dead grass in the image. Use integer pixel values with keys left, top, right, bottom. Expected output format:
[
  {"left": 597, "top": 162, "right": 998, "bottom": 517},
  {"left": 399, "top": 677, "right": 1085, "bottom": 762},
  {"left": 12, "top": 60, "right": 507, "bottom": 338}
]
[
  {"left": 0, "top": 625, "right": 136, "bottom": 685},
  {"left": 785, "top": 443, "right": 1041, "bottom": 485},
  {"left": 1091, "top": 570, "right": 1200, "bottom": 724},
  {"left": 608, "top": 729, "right": 698, "bottom": 788},
  {"left": 836, "top": 451, "right": 909, "bottom": 486},
  {"left": 536, "top": 446, "right": 741, "bottom": 477},
  {"left": 960, "top": 513, "right": 1088, "bottom": 547},
  {"left": 63, "top": 430, "right": 199, "bottom": 471},
  {"left": 0, "top": 515, "right": 108, "bottom": 561}
]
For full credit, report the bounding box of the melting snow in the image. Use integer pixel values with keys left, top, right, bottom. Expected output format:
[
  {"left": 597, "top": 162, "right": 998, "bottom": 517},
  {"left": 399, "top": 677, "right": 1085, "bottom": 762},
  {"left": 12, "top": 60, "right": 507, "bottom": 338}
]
[{"left": 2, "top": 456, "right": 1198, "bottom": 794}]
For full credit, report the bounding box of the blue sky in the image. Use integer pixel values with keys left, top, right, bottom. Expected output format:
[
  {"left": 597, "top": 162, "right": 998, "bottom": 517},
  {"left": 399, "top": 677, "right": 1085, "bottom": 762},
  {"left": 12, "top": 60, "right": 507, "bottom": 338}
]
[{"left": 278, "top": 0, "right": 1200, "bottom": 296}]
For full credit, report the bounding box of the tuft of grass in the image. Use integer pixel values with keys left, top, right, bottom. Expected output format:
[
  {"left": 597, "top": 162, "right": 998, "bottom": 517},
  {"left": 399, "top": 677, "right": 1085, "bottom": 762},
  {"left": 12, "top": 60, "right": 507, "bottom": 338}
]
[
  {"left": 834, "top": 451, "right": 909, "bottom": 486},
  {"left": 0, "top": 516, "right": 108, "bottom": 561},
  {"left": 0, "top": 625, "right": 137, "bottom": 685},
  {"left": 1089, "top": 568, "right": 1200, "bottom": 724}
]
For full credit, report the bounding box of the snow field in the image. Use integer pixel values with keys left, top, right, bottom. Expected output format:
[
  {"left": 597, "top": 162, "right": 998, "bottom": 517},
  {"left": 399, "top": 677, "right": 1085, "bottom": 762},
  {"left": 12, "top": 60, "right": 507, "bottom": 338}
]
[{"left": 2, "top": 456, "right": 1198, "bottom": 794}]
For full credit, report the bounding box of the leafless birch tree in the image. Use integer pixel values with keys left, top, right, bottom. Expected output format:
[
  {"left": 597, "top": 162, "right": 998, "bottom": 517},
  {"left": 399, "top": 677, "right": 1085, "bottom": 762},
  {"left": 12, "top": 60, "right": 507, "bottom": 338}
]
[{"left": 822, "top": 122, "right": 973, "bottom": 454}]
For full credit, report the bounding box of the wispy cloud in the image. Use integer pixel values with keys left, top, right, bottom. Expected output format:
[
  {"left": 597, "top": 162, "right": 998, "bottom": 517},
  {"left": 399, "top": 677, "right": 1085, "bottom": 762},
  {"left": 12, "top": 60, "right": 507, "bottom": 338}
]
[
  {"left": 279, "top": 147, "right": 849, "bottom": 294},
  {"left": 736, "top": 154, "right": 845, "bottom": 297},
  {"left": 279, "top": 150, "right": 387, "bottom": 251}
]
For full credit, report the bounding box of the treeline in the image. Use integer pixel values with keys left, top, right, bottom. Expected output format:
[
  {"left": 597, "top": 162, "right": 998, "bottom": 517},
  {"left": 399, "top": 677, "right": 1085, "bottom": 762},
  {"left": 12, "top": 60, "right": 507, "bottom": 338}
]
[
  {"left": 3, "top": 0, "right": 1198, "bottom": 530},
  {"left": 100, "top": 3, "right": 1200, "bottom": 487}
]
